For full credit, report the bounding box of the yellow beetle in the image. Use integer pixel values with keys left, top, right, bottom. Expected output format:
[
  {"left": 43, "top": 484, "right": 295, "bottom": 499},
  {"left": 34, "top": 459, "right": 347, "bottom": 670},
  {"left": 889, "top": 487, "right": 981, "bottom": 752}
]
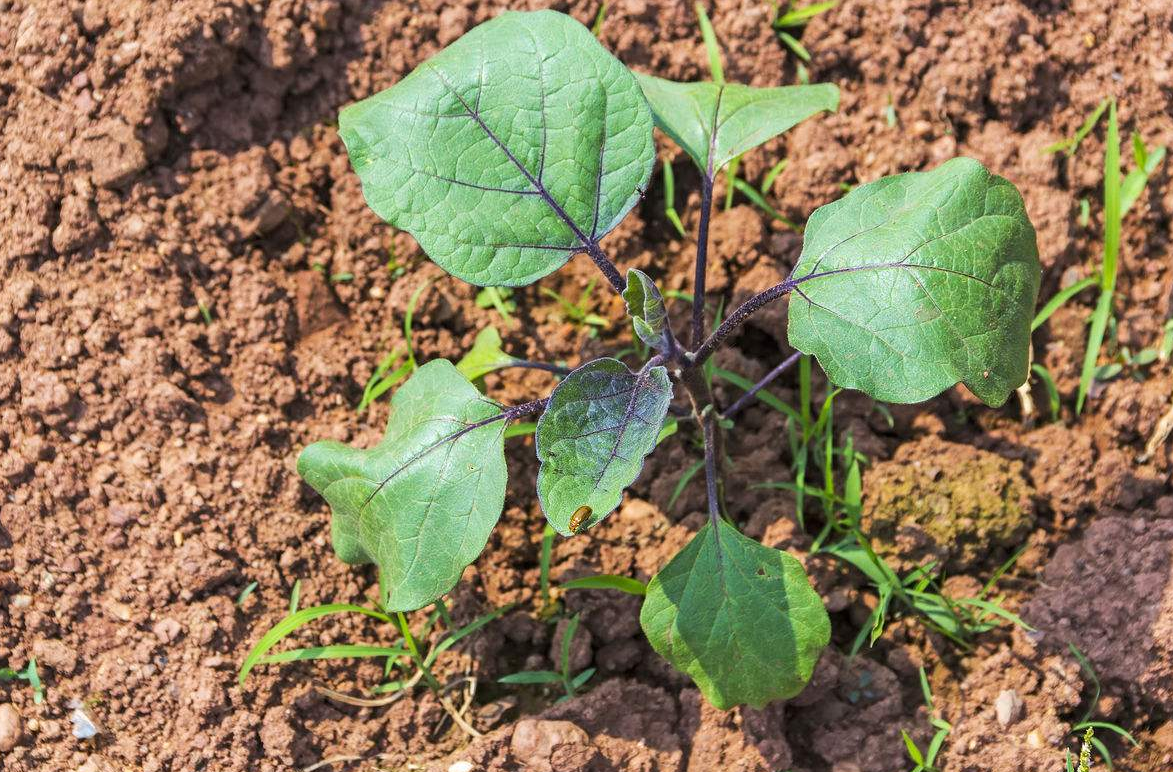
[{"left": 569, "top": 505, "right": 592, "bottom": 534}]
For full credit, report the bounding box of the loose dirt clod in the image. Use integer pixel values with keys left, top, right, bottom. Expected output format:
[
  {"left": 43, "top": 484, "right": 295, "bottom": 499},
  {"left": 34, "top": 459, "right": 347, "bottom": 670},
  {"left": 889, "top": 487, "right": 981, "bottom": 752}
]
[{"left": 862, "top": 435, "right": 1035, "bottom": 572}]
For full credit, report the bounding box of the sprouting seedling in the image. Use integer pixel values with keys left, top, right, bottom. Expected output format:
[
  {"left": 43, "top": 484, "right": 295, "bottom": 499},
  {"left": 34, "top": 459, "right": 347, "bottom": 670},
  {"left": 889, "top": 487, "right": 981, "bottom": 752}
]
[
  {"left": 1, "top": 656, "right": 45, "bottom": 704},
  {"left": 901, "top": 666, "right": 951, "bottom": 772},
  {"left": 540, "top": 278, "right": 609, "bottom": 332},
  {"left": 356, "top": 278, "right": 432, "bottom": 413},
  {"left": 475, "top": 286, "right": 516, "bottom": 322},
  {"left": 1069, "top": 101, "right": 1164, "bottom": 413},
  {"left": 1066, "top": 643, "right": 1139, "bottom": 768},
  {"left": 238, "top": 593, "right": 512, "bottom": 736},
  {"left": 266, "top": 8, "right": 1040, "bottom": 713},
  {"left": 773, "top": 1, "right": 838, "bottom": 62},
  {"left": 499, "top": 614, "right": 596, "bottom": 702}
]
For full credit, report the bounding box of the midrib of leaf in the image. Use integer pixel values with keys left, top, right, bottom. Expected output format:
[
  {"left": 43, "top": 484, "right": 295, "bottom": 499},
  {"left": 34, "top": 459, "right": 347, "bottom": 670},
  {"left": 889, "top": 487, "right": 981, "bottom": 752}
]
[
  {"left": 706, "top": 86, "right": 724, "bottom": 176},
  {"left": 593, "top": 367, "right": 661, "bottom": 486},
  {"left": 355, "top": 409, "right": 506, "bottom": 513},
  {"left": 422, "top": 55, "right": 604, "bottom": 256}
]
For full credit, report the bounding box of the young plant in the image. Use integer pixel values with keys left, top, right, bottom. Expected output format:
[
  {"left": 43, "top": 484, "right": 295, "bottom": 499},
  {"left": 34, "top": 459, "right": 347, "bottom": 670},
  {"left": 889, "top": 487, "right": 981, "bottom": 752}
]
[
  {"left": 281, "top": 9, "right": 1040, "bottom": 712},
  {"left": 499, "top": 614, "right": 596, "bottom": 702},
  {"left": 1031, "top": 100, "right": 1165, "bottom": 414},
  {"left": 1, "top": 657, "right": 45, "bottom": 704}
]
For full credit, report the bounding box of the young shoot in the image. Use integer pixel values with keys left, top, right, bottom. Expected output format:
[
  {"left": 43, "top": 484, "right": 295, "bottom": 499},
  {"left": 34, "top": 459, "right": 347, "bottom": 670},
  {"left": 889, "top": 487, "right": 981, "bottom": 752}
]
[{"left": 259, "top": 8, "right": 1041, "bottom": 712}]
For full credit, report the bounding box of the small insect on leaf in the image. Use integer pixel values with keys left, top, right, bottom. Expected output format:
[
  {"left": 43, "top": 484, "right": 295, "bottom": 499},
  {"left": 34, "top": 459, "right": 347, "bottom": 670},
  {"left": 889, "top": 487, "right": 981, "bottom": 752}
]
[{"left": 569, "top": 505, "right": 593, "bottom": 534}]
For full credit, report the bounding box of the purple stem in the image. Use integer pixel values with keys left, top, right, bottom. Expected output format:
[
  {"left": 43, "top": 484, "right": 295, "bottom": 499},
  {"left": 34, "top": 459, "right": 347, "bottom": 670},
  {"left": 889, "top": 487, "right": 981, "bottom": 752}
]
[
  {"left": 690, "top": 174, "right": 715, "bottom": 347},
  {"left": 702, "top": 410, "right": 721, "bottom": 529},
  {"left": 721, "top": 351, "right": 802, "bottom": 420},
  {"left": 509, "top": 360, "right": 573, "bottom": 376},
  {"left": 689, "top": 278, "right": 796, "bottom": 367}
]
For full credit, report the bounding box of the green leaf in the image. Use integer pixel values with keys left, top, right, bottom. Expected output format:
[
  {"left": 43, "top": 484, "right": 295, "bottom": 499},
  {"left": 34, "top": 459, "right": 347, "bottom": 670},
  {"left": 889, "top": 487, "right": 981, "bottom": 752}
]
[
  {"left": 456, "top": 326, "right": 519, "bottom": 380},
  {"left": 640, "top": 520, "right": 830, "bottom": 709},
  {"left": 340, "top": 10, "right": 654, "bottom": 287},
  {"left": 787, "top": 157, "right": 1040, "bottom": 406},
  {"left": 298, "top": 360, "right": 509, "bottom": 610},
  {"left": 622, "top": 269, "right": 670, "bottom": 350},
  {"left": 561, "top": 574, "right": 647, "bottom": 596},
  {"left": 635, "top": 73, "right": 838, "bottom": 174},
  {"left": 537, "top": 358, "right": 672, "bottom": 535}
]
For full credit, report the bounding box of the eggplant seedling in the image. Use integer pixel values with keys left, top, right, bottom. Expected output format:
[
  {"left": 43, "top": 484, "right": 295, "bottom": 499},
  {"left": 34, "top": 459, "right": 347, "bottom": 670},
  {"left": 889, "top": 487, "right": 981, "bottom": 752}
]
[{"left": 254, "top": 9, "right": 1040, "bottom": 711}]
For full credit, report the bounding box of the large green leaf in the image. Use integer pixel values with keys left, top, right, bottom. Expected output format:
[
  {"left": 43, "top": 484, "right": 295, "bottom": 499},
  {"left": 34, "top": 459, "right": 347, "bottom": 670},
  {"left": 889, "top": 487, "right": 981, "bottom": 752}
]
[
  {"left": 786, "top": 157, "right": 1040, "bottom": 406},
  {"left": 622, "top": 268, "right": 669, "bottom": 350},
  {"left": 635, "top": 74, "right": 838, "bottom": 174},
  {"left": 640, "top": 520, "right": 830, "bottom": 709},
  {"left": 536, "top": 358, "right": 672, "bottom": 535},
  {"left": 298, "top": 360, "right": 508, "bottom": 610},
  {"left": 340, "top": 10, "right": 654, "bottom": 287}
]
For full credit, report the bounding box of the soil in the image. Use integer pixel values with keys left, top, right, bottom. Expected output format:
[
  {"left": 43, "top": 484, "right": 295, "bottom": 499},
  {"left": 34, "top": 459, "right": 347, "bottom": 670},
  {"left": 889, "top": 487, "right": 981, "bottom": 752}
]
[{"left": 1, "top": 1, "right": 1172, "bottom": 771}]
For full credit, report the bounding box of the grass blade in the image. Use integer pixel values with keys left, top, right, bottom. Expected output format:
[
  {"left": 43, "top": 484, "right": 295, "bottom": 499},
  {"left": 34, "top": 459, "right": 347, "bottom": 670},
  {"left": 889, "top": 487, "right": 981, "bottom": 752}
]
[
  {"left": 1076, "top": 289, "right": 1113, "bottom": 414},
  {"left": 499, "top": 670, "right": 563, "bottom": 685},
  {"left": 239, "top": 603, "right": 391, "bottom": 684},
  {"left": 561, "top": 574, "right": 647, "bottom": 596},
  {"left": 1032, "top": 275, "right": 1099, "bottom": 331},
  {"left": 424, "top": 603, "right": 516, "bottom": 669},
  {"left": 731, "top": 179, "right": 801, "bottom": 231},
  {"left": 667, "top": 459, "right": 706, "bottom": 511},
  {"left": 695, "top": 1, "right": 724, "bottom": 84},
  {"left": 258, "top": 644, "right": 406, "bottom": 666}
]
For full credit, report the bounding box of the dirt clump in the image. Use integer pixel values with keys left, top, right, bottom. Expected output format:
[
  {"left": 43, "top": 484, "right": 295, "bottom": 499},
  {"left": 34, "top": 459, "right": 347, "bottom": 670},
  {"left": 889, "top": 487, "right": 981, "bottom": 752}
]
[{"left": 862, "top": 435, "right": 1036, "bottom": 573}]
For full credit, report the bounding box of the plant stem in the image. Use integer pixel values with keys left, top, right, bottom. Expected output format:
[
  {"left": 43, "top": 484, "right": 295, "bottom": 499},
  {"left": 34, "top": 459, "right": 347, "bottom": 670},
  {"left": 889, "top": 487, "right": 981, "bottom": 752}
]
[
  {"left": 584, "top": 242, "right": 626, "bottom": 294},
  {"left": 503, "top": 397, "right": 551, "bottom": 420},
  {"left": 701, "top": 410, "right": 721, "bottom": 529},
  {"left": 721, "top": 351, "right": 802, "bottom": 419},
  {"left": 396, "top": 612, "right": 442, "bottom": 693},
  {"left": 690, "top": 278, "right": 795, "bottom": 367},
  {"left": 509, "top": 360, "right": 573, "bottom": 376},
  {"left": 690, "top": 174, "right": 716, "bottom": 346}
]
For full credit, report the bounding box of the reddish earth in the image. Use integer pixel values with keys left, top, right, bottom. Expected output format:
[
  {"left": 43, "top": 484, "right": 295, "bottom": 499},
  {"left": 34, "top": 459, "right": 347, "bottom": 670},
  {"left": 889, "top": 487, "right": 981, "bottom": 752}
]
[{"left": 2, "top": 0, "right": 1172, "bottom": 770}]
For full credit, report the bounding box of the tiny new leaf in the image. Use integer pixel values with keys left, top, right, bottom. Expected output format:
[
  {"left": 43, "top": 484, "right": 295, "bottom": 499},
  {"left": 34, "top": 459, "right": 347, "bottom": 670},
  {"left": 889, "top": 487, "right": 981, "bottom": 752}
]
[
  {"left": 298, "top": 360, "right": 507, "bottom": 611},
  {"left": 622, "top": 268, "right": 670, "bottom": 350},
  {"left": 640, "top": 519, "right": 830, "bottom": 709},
  {"left": 536, "top": 358, "right": 672, "bottom": 535},
  {"left": 340, "top": 10, "right": 654, "bottom": 287},
  {"left": 787, "top": 157, "right": 1040, "bottom": 406},
  {"left": 635, "top": 74, "right": 839, "bottom": 174},
  {"left": 456, "top": 326, "right": 519, "bottom": 381}
]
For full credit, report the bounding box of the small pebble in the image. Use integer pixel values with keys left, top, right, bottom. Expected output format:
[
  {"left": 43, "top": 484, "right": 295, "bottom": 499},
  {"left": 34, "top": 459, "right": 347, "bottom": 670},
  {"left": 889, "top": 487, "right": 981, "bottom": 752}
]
[
  {"left": 448, "top": 762, "right": 474, "bottom": 772},
  {"left": 995, "top": 688, "right": 1024, "bottom": 727},
  {"left": 0, "top": 703, "right": 22, "bottom": 752}
]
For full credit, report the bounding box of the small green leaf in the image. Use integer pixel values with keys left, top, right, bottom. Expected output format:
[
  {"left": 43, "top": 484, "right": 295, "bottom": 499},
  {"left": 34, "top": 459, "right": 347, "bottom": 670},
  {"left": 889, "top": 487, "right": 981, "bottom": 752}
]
[
  {"left": 298, "top": 360, "right": 509, "bottom": 610},
  {"left": 787, "top": 157, "right": 1040, "bottom": 406},
  {"left": 340, "top": 11, "right": 654, "bottom": 287},
  {"left": 622, "top": 269, "right": 670, "bottom": 350},
  {"left": 536, "top": 358, "right": 673, "bottom": 535},
  {"left": 640, "top": 520, "right": 830, "bottom": 709},
  {"left": 456, "top": 326, "right": 519, "bottom": 380},
  {"left": 500, "top": 670, "right": 564, "bottom": 684},
  {"left": 635, "top": 73, "right": 838, "bottom": 174}
]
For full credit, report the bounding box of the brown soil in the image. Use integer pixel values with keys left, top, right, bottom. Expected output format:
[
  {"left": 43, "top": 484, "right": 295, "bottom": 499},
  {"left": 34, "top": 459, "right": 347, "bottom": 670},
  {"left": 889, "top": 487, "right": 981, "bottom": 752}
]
[{"left": 2, "top": 1, "right": 1172, "bottom": 771}]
